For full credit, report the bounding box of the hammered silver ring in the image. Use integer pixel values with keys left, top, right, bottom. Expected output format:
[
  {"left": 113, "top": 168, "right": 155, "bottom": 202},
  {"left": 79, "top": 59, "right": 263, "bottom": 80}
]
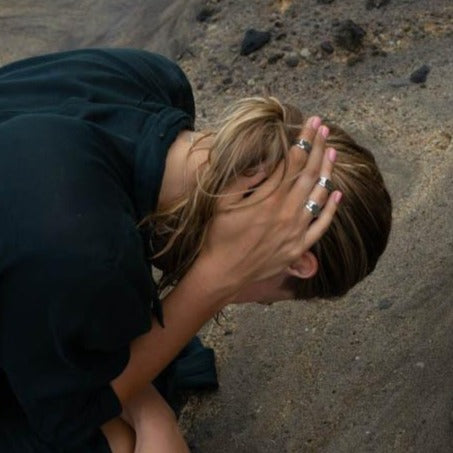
[
  {"left": 317, "top": 176, "right": 335, "bottom": 193},
  {"left": 294, "top": 138, "right": 312, "bottom": 153},
  {"left": 304, "top": 199, "right": 321, "bottom": 218}
]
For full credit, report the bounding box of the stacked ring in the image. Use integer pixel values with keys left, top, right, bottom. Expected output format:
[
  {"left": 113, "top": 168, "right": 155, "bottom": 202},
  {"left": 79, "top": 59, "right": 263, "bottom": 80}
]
[
  {"left": 304, "top": 199, "right": 321, "bottom": 218},
  {"left": 317, "top": 176, "right": 334, "bottom": 193},
  {"left": 293, "top": 138, "right": 312, "bottom": 153}
]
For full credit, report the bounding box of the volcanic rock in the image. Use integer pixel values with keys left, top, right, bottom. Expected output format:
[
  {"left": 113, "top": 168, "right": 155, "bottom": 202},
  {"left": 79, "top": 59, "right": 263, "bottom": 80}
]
[
  {"left": 410, "top": 64, "right": 430, "bottom": 84},
  {"left": 240, "top": 29, "right": 271, "bottom": 56},
  {"left": 334, "top": 20, "right": 366, "bottom": 52}
]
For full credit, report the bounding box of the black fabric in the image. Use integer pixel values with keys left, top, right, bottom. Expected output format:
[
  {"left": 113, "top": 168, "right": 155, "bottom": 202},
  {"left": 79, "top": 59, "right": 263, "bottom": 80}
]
[
  {"left": 0, "top": 48, "right": 204, "bottom": 451},
  {"left": 153, "top": 337, "right": 218, "bottom": 417}
]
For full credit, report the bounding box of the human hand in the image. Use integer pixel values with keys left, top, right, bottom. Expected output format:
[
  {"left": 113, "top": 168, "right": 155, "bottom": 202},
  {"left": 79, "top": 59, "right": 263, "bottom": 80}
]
[{"left": 196, "top": 116, "right": 342, "bottom": 293}]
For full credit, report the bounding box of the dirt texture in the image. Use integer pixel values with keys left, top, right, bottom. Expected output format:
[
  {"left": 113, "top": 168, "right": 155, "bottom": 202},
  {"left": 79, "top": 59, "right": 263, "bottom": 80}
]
[{"left": 1, "top": 0, "right": 452, "bottom": 452}]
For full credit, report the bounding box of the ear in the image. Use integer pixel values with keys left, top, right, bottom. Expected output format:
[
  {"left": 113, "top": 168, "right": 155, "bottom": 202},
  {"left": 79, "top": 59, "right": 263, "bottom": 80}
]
[{"left": 286, "top": 251, "right": 318, "bottom": 279}]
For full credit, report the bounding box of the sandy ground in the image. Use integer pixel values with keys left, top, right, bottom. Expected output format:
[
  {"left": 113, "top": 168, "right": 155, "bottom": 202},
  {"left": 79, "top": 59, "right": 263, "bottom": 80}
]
[{"left": 1, "top": 0, "right": 452, "bottom": 452}]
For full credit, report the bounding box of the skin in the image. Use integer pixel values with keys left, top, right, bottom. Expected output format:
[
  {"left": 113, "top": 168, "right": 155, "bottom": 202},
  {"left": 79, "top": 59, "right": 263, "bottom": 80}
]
[{"left": 102, "top": 116, "right": 341, "bottom": 452}]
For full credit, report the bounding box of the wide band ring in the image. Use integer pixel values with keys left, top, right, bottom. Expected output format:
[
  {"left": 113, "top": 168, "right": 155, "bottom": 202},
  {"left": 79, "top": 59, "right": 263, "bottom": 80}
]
[
  {"left": 317, "top": 176, "right": 334, "bottom": 193},
  {"left": 304, "top": 199, "right": 321, "bottom": 218},
  {"left": 294, "top": 138, "right": 312, "bottom": 153}
]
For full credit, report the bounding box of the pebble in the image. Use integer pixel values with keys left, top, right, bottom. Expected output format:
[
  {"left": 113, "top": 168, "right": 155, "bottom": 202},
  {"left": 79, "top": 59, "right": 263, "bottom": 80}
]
[
  {"left": 370, "top": 45, "right": 388, "bottom": 57},
  {"left": 366, "top": 0, "right": 391, "bottom": 9},
  {"left": 415, "top": 361, "right": 425, "bottom": 369},
  {"left": 334, "top": 20, "right": 366, "bottom": 52},
  {"left": 268, "top": 52, "right": 284, "bottom": 64},
  {"left": 258, "top": 58, "right": 268, "bottom": 69},
  {"left": 321, "top": 41, "right": 334, "bottom": 54},
  {"left": 196, "top": 6, "right": 216, "bottom": 22},
  {"left": 300, "top": 48, "right": 311, "bottom": 59},
  {"left": 347, "top": 54, "right": 365, "bottom": 66},
  {"left": 222, "top": 76, "right": 233, "bottom": 85},
  {"left": 318, "top": 0, "right": 335, "bottom": 3},
  {"left": 378, "top": 298, "right": 394, "bottom": 310},
  {"left": 410, "top": 64, "right": 430, "bottom": 84},
  {"left": 240, "top": 29, "right": 271, "bottom": 56},
  {"left": 285, "top": 52, "right": 300, "bottom": 67}
]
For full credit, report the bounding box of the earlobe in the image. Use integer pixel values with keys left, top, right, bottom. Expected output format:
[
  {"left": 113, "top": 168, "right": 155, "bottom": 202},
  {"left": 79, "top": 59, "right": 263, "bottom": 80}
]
[{"left": 286, "top": 251, "right": 318, "bottom": 279}]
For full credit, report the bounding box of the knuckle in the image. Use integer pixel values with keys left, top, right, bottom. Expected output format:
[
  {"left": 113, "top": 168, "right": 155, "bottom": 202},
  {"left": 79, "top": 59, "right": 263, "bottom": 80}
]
[
  {"left": 278, "top": 211, "right": 292, "bottom": 225},
  {"left": 303, "top": 165, "right": 319, "bottom": 180}
]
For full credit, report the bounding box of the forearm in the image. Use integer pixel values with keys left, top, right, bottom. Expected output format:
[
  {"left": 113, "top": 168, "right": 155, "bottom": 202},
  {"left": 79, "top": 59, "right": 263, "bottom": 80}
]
[
  {"left": 102, "top": 418, "right": 135, "bottom": 453},
  {"left": 112, "top": 257, "right": 236, "bottom": 404}
]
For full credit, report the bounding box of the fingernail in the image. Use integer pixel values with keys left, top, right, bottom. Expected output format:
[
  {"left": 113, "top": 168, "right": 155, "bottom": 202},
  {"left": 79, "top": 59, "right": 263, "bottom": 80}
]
[
  {"left": 310, "top": 116, "right": 321, "bottom": 129},
  {"left": 320, "top": 126, "right": 329, "bottom": 138},
  {"left": 328, "top": 147, "right": 336, "bottom": 162},
  {"left": 334, "top": 191, "right": 343, "bottom": 204}
]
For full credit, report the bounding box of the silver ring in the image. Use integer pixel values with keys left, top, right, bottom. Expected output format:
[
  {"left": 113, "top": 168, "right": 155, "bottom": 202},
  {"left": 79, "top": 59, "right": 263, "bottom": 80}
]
[
  {"left": 304, "top": 199, "right": 321, "bottom": 217},
  {"left": 294, "top": 138, "right": 312, "bottom": 153},
  {"left": 317, "top": 176, "right": 334, "bottom": 193}
]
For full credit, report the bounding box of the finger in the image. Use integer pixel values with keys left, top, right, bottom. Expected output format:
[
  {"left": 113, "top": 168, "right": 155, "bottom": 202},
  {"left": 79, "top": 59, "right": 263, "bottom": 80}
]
[
  {"left": 286, "top": 146, "right": 337, "bottom": 219},
  {"left": 304, "top": 190, "right": 342, "bottom": 249},
  {"left": 286, "top": 115, "right": 322, "bottom": 178},
  {"left": 247, "top": 115, "right": 322, "bottom": 202},
  {"left": 301, "top": 146, "right": 337, "bottom": 220},
  {"left": 302, "top": 123, "right": 330, "bottom": 182}
]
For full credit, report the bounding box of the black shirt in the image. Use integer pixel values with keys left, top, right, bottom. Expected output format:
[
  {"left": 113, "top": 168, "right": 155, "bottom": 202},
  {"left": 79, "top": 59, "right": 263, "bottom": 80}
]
[{"left": 0, "top": 48, "right": 195, "bottom": 450}]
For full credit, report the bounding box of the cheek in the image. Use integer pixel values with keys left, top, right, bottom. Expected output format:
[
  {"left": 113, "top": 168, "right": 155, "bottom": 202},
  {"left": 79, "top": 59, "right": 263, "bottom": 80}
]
[{"left": 234, "top": 277, "right": 295, "bottom": 304}]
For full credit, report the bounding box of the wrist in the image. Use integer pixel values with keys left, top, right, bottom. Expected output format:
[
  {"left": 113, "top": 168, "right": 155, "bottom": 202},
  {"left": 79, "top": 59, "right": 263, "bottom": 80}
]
[{"left": 184, "top": 254, "right": 241, "bottom": 308}]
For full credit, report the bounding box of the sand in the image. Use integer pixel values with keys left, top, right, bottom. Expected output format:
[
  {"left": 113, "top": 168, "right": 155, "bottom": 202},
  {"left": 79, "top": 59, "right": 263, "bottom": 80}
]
[{"left": 1, "top": 0, "right": 452, "bottom": 451}]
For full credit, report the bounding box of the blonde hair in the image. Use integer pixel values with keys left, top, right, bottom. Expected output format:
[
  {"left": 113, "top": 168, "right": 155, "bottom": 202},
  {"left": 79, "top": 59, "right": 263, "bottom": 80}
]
[{"left": 146, "top": 97, "right": 392, "bottom": 299}]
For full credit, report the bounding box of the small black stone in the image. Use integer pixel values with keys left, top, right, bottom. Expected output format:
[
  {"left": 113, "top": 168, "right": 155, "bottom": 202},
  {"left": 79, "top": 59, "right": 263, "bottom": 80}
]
[
  {"left": 321, "top": 41, "right": 334, "bottom": 54},
  {"left": 410, "top": 64, "right": 430, "bottom": 84},
  {"left": 275, "top": 32, "right": 287, "bottom": 41},
  {"left": 334, "top": 20, "right": 366, "bottom": 52},
  {"left": 370, "top": 45, "right": 387, "bottom": 57},
  {"left": 222, "top": 76, "right": 233, "bottom": 85},
  {"left": 347, "top": 54, "right": 364, "bottom": 66},
  {"left": 366, "top": 0, "right": 391, "bottom": 9},
  {"left": 196, "top": 6, "right": 216, "bottom": 22},
  {"left": 285, "top": 54, "right": 299, "bottom": 67},
  {"left": 268, "top": 52, "right": 284, "bottom": 64},
  {"left": 318, "top": 0, "right": 335, "bottom": 3},
  {"left": 240, "top": 29, "right": 271, "bottom": 56}
]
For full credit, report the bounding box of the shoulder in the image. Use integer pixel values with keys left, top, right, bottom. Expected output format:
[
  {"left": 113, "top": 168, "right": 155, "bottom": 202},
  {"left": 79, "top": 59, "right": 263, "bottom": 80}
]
[
  {"left": 77, "top": 48, "right": 195, "bottom": 116},
  {"left": 99, "top": 48, "right": 195, "bottom": 116}
]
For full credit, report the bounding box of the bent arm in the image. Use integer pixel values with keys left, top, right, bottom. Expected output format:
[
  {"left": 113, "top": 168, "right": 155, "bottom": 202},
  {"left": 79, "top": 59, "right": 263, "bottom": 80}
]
[
  {"left": 112, "top": 117, "right": 339, "bottom": 404},
  {"left": 111, "top": 257, "right": 235, "bottom": 404}
]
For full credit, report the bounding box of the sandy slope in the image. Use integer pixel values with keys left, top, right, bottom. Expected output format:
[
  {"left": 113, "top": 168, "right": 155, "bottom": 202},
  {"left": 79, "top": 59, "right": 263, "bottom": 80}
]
[{"left": 1, "top": 0, "right": 452, "bottom": 451}]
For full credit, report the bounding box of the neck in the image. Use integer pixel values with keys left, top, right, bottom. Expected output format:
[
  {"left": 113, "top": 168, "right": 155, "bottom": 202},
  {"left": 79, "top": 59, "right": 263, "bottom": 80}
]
[{"left": 157, "top": 129, "right": 211, "bottom": 211}]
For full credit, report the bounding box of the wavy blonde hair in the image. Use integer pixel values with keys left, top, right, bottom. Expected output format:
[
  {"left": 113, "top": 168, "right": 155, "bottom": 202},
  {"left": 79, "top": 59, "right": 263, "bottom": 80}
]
[{"left": 145, "top": 97, "right": 392, "bottom": 299}]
